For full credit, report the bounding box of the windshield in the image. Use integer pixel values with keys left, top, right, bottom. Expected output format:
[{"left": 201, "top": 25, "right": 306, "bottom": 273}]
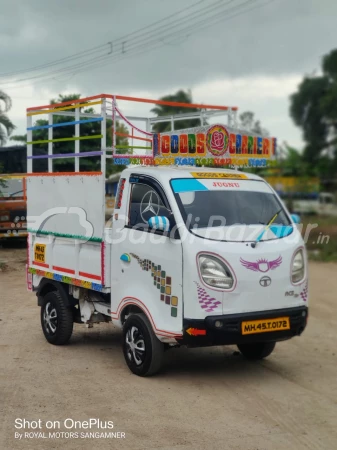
[
  {"left": 171, "top": 178, "right": 291, "bottom": 241},
  {"left": 0, "top": 179, "right": 24, "bottom": 198}
]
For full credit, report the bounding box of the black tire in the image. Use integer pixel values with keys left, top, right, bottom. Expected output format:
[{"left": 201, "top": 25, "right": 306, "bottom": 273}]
[
  {"left": 123, "top": 313, "right": 164, "bottom": 377},
  {"left": 237, "top": 342, "right": 276, "bottom": 360},
  {"left": 40, "top": 290, "right": 74, "bottom": 345}
]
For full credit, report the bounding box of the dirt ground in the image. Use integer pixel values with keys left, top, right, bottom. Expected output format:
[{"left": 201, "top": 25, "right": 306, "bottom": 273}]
[{"left": 1, "top": 245, "right": 337, "bottom": 450}]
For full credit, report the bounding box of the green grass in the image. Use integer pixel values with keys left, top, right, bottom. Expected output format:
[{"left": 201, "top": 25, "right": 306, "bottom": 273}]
[
  {"left": 309, "top": 240, "right": 337, "bottom": 262},
  {"left": 300, "top": 215, "right": 337, "bottom": 262},
  {"left": 302, "top": 215, "right": 337, "bottom": 227}
]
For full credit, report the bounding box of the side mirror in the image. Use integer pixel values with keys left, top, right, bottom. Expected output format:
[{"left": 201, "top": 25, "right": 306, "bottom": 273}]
[
  {"left": 291, "top": 214, "right": 300, "bottom": 224},
  {"left": 148, "top": 216, "right": 170, "bottom": 232}
]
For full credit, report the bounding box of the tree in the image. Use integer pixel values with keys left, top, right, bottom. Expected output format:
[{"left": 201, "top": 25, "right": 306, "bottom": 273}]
[
  {"left": 11, "top": 94, "right": 129, "bottom": 176},
  {"left": 0, "top": 90, "right": 15, "bottom": 146},
  {"left": 238, "top": 111, "right": 269, "bottom": 136},
  {"left": 0, "top": 90, "right": 15, "bottom": 191},
  {"left": 290, "top": 49, "right": 337, "bottom": 177},
  {"left": 276, "top": 144, "right": 309, "bottom": 177},
  {"left": 0, "top": 165, "right": 7, "bottom": 194},
  {"left": 10, "top": 134, "right": 27, "bottom": 144},
  {"left": 151, "top": 89, "right": 203, "bottom": 132}
]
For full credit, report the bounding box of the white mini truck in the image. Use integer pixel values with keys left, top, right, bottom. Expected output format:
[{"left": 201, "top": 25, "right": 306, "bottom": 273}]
[{"left": 26, "top": 95, "right": 308, "bottom": 376}]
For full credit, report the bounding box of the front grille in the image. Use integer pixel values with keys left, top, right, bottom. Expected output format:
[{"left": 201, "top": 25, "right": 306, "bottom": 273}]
[
  {"left": 223, "top": 321, "right": 240, "bottom": 333},
  {"left": 9, "top": 210, "right": 26, "bottom": 222}
]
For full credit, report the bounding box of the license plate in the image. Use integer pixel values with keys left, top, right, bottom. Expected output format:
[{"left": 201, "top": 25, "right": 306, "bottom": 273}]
[
  {"left": 241, "top": 317, "right": 290, "bottom": 335},
  {"left": 34, "top": 243, "right": 46, "bottom": 263}
]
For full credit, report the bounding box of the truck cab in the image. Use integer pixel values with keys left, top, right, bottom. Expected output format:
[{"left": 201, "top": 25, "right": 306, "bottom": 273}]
[
  {"left": 111, "top": 166, "right": 308, "bottom": 346},
  {"left": 292, "top": 192, "right": 336, "bottom": 216},
  {"left": 0, "top": 176, "right": 27, "bottom": 239}
]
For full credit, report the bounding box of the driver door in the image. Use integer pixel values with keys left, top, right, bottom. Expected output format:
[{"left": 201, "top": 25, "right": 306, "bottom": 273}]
[{"left": 110, "top": 175, "right": 183, "bottom": 337}]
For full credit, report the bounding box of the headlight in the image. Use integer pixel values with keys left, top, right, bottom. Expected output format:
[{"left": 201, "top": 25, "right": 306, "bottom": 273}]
[
  {"left": 292, "top": 249, "right": 305, "bottom": 283},
  {"left": 198, "top": 255, "right": 234, "bottom": 289},
  {"left": 0, "top": 214, "right": 10, "bottom": 222}
]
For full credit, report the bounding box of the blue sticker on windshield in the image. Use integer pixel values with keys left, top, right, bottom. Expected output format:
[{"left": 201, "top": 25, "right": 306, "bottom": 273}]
[{"left": 171, "top": 179, "right": 208, "bottom": 193}]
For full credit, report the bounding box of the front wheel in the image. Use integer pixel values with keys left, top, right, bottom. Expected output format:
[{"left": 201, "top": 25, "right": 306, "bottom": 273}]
[
  {"left": 237, "top": 342, "right": 276, "bottom": 360},
  {"left": 123, "top": 313, "right": 164, "bottom": 377},
  {"left": 41, "top": 290, "right": 74, "bottom": 345}
]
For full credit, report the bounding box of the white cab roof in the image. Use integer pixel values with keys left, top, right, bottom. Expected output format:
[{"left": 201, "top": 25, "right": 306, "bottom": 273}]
[{"left": 122, "top": 166, "right": 264, "bottom": 182}]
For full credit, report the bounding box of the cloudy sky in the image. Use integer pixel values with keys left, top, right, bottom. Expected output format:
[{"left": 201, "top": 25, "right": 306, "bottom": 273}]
[{"left": 1, "top": 0, "right": 337, "bottom": 149}]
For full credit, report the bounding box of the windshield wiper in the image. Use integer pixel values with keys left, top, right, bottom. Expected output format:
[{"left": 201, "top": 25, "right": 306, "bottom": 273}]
[
  {"left": 251, "top": 209, "right": 282, "bottom": 248},
  {"left": 10, "top": 190, "right": 24, "bottom": 197}
]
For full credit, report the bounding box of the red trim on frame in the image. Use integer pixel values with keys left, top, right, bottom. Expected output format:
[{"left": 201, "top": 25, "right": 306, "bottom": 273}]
[
  {"left": 27, "top": 93, "right": 236, "bottom": 112},
  {"left": 27, "top": 94, "right": 107, "bottom": 111},
  {"left": 27, "top": 234, "right": 30, "bottom": 267},
  {"left": 115, "top": 95, "right": 231, "bottom": 111},
  {"left": 115, "top": 132, "right": 152, "bottom": 142},
  {"left": 101, "top": 242, "right": 105, "bottom": 286},
  {"left": 79, "top": 271, "right": 101, "bottom": 281},
  {"left": 27, "top": 172, "right": 102, "bottom": 177},
  {"left": 33, "top": 261, "right": 49, "bottom": 268},
  {"left": 52, "top": 266, "right": 75, "bottom": 275},
  {"left": 23, "top": 177, "right": 27, "bottom": 200}
]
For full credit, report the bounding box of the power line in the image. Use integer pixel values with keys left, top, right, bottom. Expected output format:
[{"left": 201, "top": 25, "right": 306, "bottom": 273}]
[
  {"left": 0, "top": 0, "right": 246, "bottom": 86},
  {"left": 2, "top": 0, "right": 276, "bottom": 90},
  {"left": 82, "top": 0, "right": 272, "bottom": 74},
  {"left": 0, "top": 45, "right": 108, "bottom": 79},
  {"left": 0, "top": 0, "right": 207, "bottom": 79},
  {"left": 197, "top": 0, "right": 276, "bottom": 33},
  {"left": 56, "top": 0, "right": 259, "bottom": 78},
  {"left": 0, "top": 0, "right": 239, "bottom": 85}
]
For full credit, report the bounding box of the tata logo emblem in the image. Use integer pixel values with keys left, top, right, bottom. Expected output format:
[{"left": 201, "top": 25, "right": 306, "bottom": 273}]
[{"left": 259, "top": 276, "right": 271, "bottom": 287}]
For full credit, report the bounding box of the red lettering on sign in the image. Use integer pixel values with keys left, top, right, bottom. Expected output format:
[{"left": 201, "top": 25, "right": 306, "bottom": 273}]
[
  {"left": 263, "top": 138, "right": 270, "bottom": 155},
  {"left": 242, "top": 136, "right": 248, "bottom": 154},
  {"left": 161, "top": 135, "right": 170, "bottom": 154},
  {"left": 179, "top": 134, "right": 188, "bottom": 153},
  {"left": 229, "top": 133, "right": 236, "bottom": 154},
  {"left": 196, "top": 133, "right": 205, "bottom": 155}
]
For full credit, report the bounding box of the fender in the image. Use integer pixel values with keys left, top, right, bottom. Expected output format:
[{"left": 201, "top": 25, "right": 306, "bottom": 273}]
[{"left": 36, "top": 278, "right": 74, "bottom": 307}]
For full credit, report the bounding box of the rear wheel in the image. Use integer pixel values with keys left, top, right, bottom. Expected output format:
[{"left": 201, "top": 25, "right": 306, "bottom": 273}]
[
  {"left": 237, "top": 342, "right": 276, "bottom": 360},
  {"left": 123, "top": 313, "right": 164, "bottom": 377},
  {"left": 41, "top": 290, "right": 73, "bottom": 345}
]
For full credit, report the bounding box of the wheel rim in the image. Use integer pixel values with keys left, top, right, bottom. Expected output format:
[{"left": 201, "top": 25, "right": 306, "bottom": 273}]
[
  {"left": 43, "top": 302, "right": 58, "bottom": 335},
  {"left": 125, "top": 326, "right": 146, "bottom": 366}
]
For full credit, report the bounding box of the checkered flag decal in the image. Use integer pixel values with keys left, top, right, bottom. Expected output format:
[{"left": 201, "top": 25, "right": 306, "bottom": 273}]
[
  {"left": 195, "top": 282, "right": 221, "bottom": 313},
  {"left": 130, "top": 254, "right": 178, "bottom": 317}
]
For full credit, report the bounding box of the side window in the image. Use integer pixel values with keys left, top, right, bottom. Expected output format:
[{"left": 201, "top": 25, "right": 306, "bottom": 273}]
[{"left": 129, "top": 183, "right": 170, "bottom": 229}]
